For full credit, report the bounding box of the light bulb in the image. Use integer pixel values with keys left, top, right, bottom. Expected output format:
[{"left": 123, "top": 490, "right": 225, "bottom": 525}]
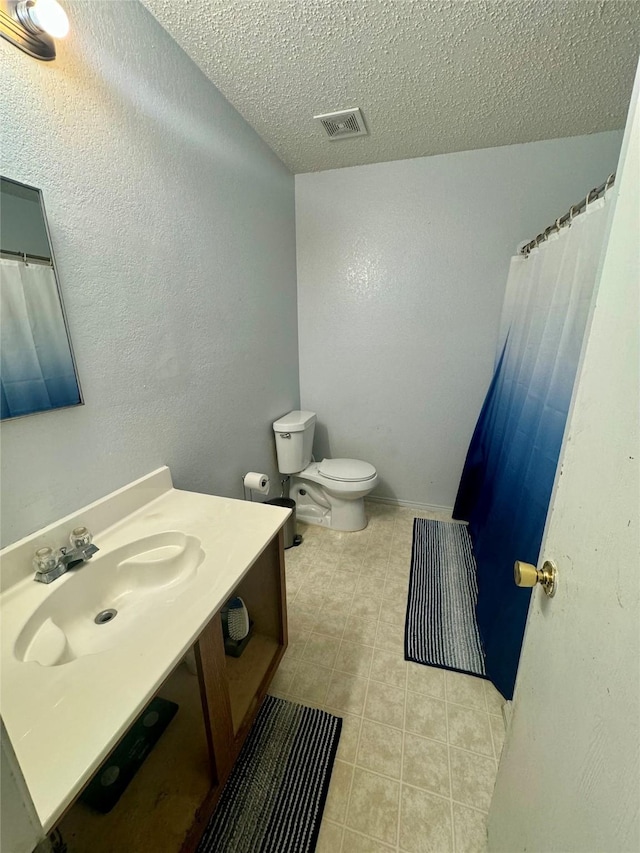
[{"left": 28, "top": 0, "right": 69, "bottom": 39}]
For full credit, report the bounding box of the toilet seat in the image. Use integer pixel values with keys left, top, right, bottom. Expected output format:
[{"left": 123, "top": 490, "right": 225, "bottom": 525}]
[{"left": 317, "top": 458, "right": 377, "bottom": 483}]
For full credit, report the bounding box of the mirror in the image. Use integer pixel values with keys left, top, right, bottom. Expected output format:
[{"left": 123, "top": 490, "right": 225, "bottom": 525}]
[{"left": 0, "top": 177, "right": 82, "bottom": 420}]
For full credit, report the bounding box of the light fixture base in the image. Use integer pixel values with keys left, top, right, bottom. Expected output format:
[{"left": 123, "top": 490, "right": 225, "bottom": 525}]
[{"left": 0, "top": 0, "right": 56, "bottom": 60}]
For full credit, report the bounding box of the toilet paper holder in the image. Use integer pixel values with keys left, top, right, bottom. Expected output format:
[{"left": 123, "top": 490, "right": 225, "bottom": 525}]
[{"left": 242, "top": 472, "right": 270, "bottom": 501}]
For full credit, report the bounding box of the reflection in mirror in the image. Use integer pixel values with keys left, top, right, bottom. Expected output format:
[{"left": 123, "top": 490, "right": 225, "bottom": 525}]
[{"left": 0, "top": 176, "right": 82, "bottom": 420}]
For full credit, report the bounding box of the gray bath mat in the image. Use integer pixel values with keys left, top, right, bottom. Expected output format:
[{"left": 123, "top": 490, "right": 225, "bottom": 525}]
[
  {"left": 196, "top": 695, "right": 342, "bottom": 853},
  {"left": 405, "top": 518, "right": 486, "bottom": 677}
]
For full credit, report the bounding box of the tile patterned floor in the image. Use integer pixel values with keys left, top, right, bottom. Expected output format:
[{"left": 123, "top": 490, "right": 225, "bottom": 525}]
[{"left": 268, "top": 502, "right": 506, "bottom": 853}]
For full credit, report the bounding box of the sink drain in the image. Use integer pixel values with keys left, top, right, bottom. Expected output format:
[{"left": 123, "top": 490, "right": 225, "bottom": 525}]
[{"left": 95, "top": 608, "right": 117, "bottom": 625}]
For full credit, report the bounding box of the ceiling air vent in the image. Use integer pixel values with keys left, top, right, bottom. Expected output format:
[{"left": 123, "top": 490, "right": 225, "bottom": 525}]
[{"left": 314, "top": 108, "right": 368, "bottom": 141}]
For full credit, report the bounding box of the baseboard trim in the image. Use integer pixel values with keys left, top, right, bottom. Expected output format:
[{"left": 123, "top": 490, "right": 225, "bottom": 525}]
[{"left": 366, "top": 495, "right": 455, "bottom": 515}]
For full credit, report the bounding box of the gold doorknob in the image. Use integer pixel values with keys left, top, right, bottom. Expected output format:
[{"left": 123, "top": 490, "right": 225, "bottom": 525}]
[{"left": 514, "top": 560, "right": 558, "bottom": 597}]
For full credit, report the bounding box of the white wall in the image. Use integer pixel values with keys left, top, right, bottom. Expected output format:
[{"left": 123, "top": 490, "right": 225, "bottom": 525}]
[
  {"left": 0, "top": 0, "right": 298, "bottom": 548},
  {"left": 295, "top": 132, "right": 623, "bottom": 508}
]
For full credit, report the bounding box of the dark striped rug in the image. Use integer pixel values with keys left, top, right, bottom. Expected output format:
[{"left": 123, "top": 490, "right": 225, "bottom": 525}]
[
  {"left": 405, "top": 518, "right": 486, "bottom": 678},
  {"left": 196, "top": 696, "right": 342, "bottom": 853}
]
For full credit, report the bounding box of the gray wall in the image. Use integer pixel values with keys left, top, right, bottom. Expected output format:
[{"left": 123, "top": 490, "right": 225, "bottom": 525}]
[
  {"left": 0, "top": 0, "right": 299, "bottom": 547},
  {"left": 295, "top": 131, "right": 623, "bottom": 509}
]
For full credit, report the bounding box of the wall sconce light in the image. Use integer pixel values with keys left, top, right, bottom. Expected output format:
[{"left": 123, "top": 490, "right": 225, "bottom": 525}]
[{"left": 0, "top": 0, "right": 69, "bottom": 60}]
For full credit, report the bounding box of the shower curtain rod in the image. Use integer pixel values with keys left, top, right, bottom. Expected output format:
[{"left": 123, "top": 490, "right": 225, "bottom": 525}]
[
  {"left": 0, "top": 248, "right": 52, "bottom": 266},
  {"left": 520, "top": 172, "right": 615, "bottom": 256}
]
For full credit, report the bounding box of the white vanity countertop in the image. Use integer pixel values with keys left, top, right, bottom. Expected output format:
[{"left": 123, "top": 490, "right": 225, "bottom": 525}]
[{"left": 0, "top": 469, "right": 290, "bottom": 832}]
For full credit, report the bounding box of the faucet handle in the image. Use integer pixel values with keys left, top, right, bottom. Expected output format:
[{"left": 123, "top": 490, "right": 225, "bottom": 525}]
[
  {"left": 33, "top": 546, "right": 61, "bottom": 574},
  {"left": 70, "top": 526, "right": 92, "bottom": 548}
]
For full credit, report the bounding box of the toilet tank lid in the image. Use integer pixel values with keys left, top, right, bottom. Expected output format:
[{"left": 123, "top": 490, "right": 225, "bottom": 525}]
[
  {"left": 273, "top": 410, "right": 317, "bottom": 433},
  {"left": 318, "top": 458, "right": 377, "bottom": 482}
]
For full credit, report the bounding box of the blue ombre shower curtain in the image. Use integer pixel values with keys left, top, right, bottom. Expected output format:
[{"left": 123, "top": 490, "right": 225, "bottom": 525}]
[
  {"left": 454, "top": 195, "right": 611, "bottom": 699},
  {"left": 0, "top": 258, "right": 81, "bottom": 419}
]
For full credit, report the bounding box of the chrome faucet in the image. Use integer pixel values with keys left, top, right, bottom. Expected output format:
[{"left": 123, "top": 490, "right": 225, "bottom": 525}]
[{"left": 33, "top": 527, "right": 99, "bottom": 584}]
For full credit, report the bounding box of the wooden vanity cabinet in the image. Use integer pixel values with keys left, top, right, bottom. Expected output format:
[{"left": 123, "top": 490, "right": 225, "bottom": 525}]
[
  {"left": 182, "top": 529, "right": 288, "bottom": 851},
  {"left": 56, "top": 529, "right": 287, "bottom": 853}
]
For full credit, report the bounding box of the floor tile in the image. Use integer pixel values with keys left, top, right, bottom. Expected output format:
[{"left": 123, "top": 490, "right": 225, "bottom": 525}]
[
  {"left": 346, "top": 768, "right": 400, "bottom": 845},
  {"left": 364, "top": 680, "right": 406, "bottom": 729},
  {"left": 379, "top": 597, "right": 409, "bottom": 625},
  {"left": 489, "top": 714, "right": 506, "bottom": 758},
  {"left": 284, "top": 557, "right": 307, "bottom": 579},
  {"left": 320, "top": 588, "right": 355, "bottom": 614},
  {"left": 354, "top": 575, "right": 385, "bottom": 597},
  {"left": 332, "top": 571, "right": 359, "bottom": 595},
  {"left": 402, "top": 732, "right": 451, "bottom": 797},
  {"left": 341, "top": 829, "right": 395, "bottom": 852},
  {"left": 288, "top": 604, "right": 320, "bottom": 633},
  {"left": 452, "top": 803, "right": 488, "bottom": 853},
  {"left": 406, "top": 662, "right": 445, "bottom": 699},
  {"left": 399, "top": 785, "right": 453, "bottom": 852},
  {"left": 312, "top": 607, "right": 348, "bottom": 639},
  {"left": 288, "top": 507, "right": 501, "bottom": 850},
  {"left": 269, "top": 655, "right": 298, "bottom": 694},
  {"left": 449, "top": 747, "right": 497, "bottom": 811},
  {"left": 288, "top": 661, "right": 332, "bottom": 705},
  {"left": 334, "top": 640, "right": 374, "bottom": 678},
  {"left": 360, "top": 558, "right": 389, "bottom": 580},
  {"left": 349, "top": 588, "right": 383, "bottom": 620},
  {"left": 375, "top": 620, "right": 405, "bottom": 653},
  {"left": 356, "top": 719, "right": 404, "bottom": 778},
  {"left": 317, "top": 820, "right": 344, "bottom": 853},
  {"left": 445, "top": 671, "right": 487, "bottom": 710},
  {"left": 284, "top": 628, "right": 309, "bottom": 660},
  {"left": 336, "top": 555, "right": 366, "bottom": 574},
  {"left": 388, "top": 547, "right": 412, "bottom": 565},
  {"left": 286, "top": 580, "right": 301, "bottom": 602},
  {"left": 347, "top": 616, "right": 378, "bottom": 646},
  {"left": 405, "top": 690, "right": 448, "bottom": 742},
  {"left": 301, "top": 632, "right": 341, "bottom": 669},
  {"left": 295, "top": 585, "right": 326, "bottom": 611},
  {"left": 369, "top": 647, "right": 408, "bottom": 688},
  {"left": 313, "top": 552, "right": 341, "bottom": 572},
  {"left": 446, "top": 704, "right": 494, "bottom": 756},
  {"left": 384, "top": 576, "right": 409, "bottom": 597},
  {"left": 483, "top": 680, "right": 506, "bottom": 715},
  {"left": 307, "top": 563, "right": 337, "bottom": 590},
  {"left": 335, "top": 713, "right": 362, "bottom": 763},
  {"left": 324, "top": 760, "right": 354, "bottom": 823},
  {"left": 326, "top": 671, "right": 369, "bottom": 715}
]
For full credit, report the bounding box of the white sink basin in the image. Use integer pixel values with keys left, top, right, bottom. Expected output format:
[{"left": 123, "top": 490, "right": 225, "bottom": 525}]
[{"left": 14, "top": 532, "right": 204, "bottom": 667}]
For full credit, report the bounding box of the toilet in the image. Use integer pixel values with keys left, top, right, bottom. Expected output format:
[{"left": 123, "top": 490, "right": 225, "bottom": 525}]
[{"left": 272, "top": 410, "right": 378, "bottom": 532}]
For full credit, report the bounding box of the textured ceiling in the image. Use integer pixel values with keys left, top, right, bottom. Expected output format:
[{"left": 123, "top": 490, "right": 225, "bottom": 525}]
[{"left": 140, "top": 0, "right": 640, "bottom": 173}]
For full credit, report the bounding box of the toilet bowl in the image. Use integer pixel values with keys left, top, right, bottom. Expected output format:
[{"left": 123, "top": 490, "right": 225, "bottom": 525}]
[{"left": 273, "top": 411, "right": 378, "bottom": 532}]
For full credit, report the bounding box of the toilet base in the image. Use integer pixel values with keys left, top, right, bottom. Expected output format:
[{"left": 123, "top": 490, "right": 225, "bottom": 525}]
[{"left": 292, "top": 482, "right": 368, "bottom": 532}]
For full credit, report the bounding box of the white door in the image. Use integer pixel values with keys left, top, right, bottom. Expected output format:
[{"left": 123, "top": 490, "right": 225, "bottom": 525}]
[{"left": 488, "top": 66, "right": 640, "bottom": 852}]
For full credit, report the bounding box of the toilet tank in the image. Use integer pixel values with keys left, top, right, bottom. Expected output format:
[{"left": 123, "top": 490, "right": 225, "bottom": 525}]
[{"left": 273, "top": 410, "right": 317, "bottom": 474}]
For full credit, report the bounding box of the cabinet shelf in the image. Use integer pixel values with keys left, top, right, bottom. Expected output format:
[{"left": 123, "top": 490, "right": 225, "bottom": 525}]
[{"left": 226, "top": 632, "right": 282, "bottom": 734}]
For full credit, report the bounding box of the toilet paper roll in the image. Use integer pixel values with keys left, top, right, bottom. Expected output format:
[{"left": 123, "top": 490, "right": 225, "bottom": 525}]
[{"left": 243, "top": 472, "right": 270, "bottom": 494}]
